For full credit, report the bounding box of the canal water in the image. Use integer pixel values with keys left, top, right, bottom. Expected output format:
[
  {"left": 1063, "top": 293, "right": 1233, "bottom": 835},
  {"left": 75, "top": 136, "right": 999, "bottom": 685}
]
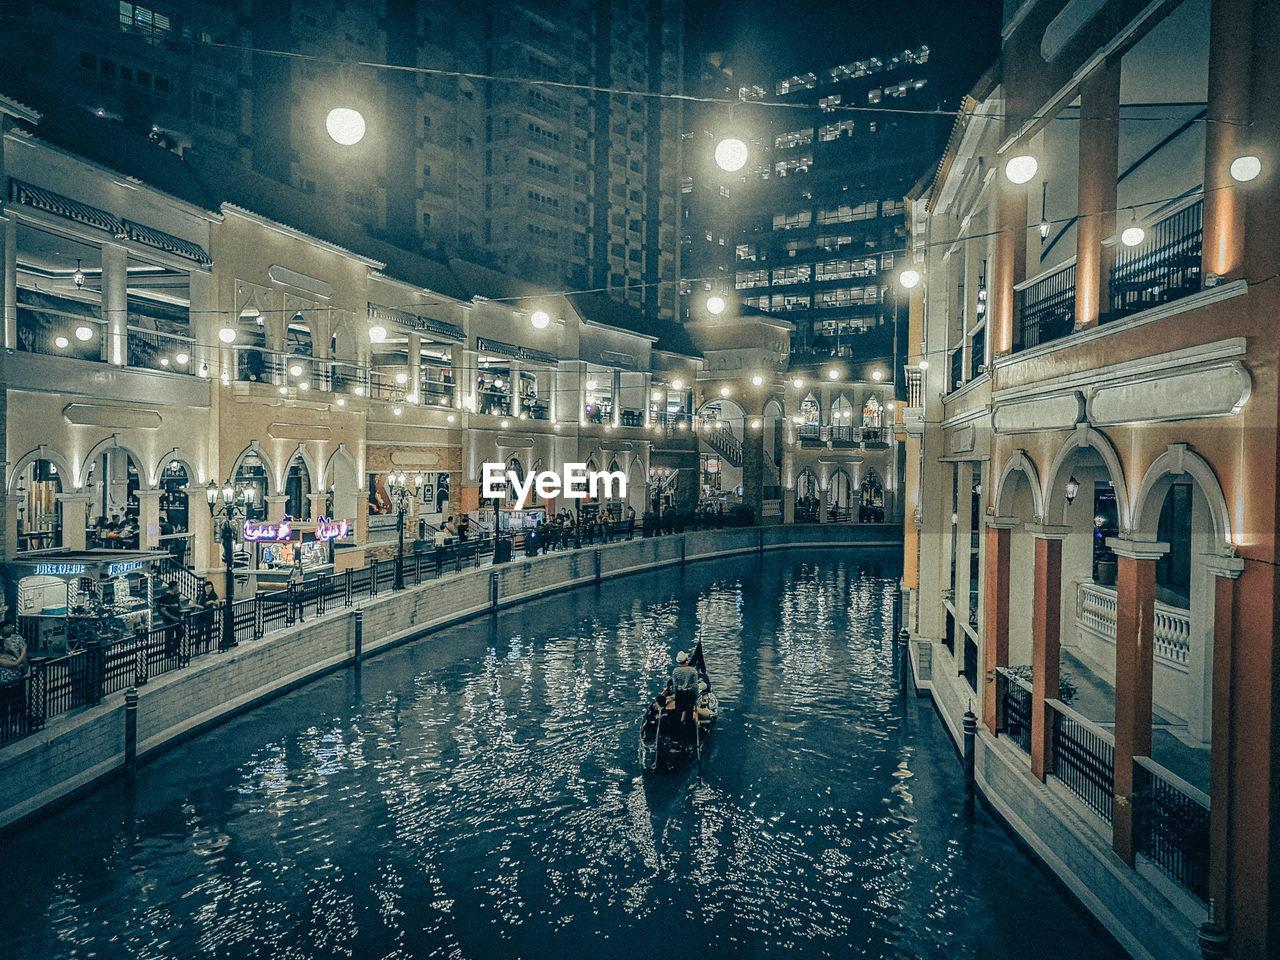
[{"left": 0, "top": 550, "right": 1123, "bottom": 960}]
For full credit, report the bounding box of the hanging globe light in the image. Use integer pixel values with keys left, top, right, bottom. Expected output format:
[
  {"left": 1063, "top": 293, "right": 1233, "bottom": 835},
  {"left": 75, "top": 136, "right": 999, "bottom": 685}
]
[
  {"left": 714, "top": 137, "right": 748, "bottom": 172},
  {"left": 326, "top": 107, "right": 366, "bottom": 145}
]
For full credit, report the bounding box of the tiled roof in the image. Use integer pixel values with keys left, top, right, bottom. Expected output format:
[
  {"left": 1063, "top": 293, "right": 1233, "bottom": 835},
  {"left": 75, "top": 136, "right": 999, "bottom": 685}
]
[{"left": 567, "top": 291, "right": 702, "bottom": 359}]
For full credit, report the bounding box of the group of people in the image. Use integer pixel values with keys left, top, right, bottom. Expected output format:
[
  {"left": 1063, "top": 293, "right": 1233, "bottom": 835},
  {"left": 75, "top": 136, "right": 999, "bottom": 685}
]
[
  {"left": 89, "top": 513, "right": 140, "bottom": 550},
  {"left": 433, "top": 513, "right": 472, "bottom": 546},
  {"left": 524, "top": 508, "right": 637, "bottom": 555}
]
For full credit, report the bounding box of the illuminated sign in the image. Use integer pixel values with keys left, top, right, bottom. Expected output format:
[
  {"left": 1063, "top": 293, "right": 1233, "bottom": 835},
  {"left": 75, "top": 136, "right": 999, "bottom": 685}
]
[
  {"left": 33, "top": 563, "right": 87, "bottom": 577},
  {"left": 243, "top": 517, "right": 293, "bottom": 542},
  {"left": 107, "top": 560, "right": 145, "bottom": 578},
  {"left": 314, "top": 517, "right": 350, "bottom": 542}
]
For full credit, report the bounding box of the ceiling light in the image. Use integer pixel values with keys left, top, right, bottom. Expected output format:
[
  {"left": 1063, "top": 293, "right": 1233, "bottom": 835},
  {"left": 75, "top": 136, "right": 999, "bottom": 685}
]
[
  {"left": 501, "top": 419, "right": 510, "bottom": 428},
  {"left": 448, "top": 414, "right": 456, "bottom": 423},
  {"left": 1120, "top": 210, "right": 1145, "bottom": 247},
  {"left": 751, "top": 375, "right": 763, "bottom": 386},
  {"left": 160, "top": 357, "right": 170, "bottom": 366},
  {"left": 337, "top": 397, "right": 346, "bottom": 406},
  {"left": 899, "top": 269, "right": 920, "bottom": 289},
  {"left": 792, "top": 378, "right": 803, "bottom": 389},
  {"left": 871, "top": 370, "right": 883, "bottom": 381},
  {"left": 55, "top": 336, "right": 69, "bottom": 349},
  {"left": 75, "top": 325, "right": 94, "bottom": 342},
  {"left": 707, "top": 295, "right": 726, "bottom": 315},
  {"left": 175, "top": 352, "right": 189, "bottom": 365},
  {"left": 355, "top": 385, "right": 365, "bottom": 396},
  {"left": 73, "top": 260, "right": 85, "bottom": 289},
  {"left": 219, "top": 327, "right": 237, "bottom": 344},
  {"left": 827, "top": 369, "right": 839, "bottom": 380},
  {"left": 393, "top": 405, "right": 403, "bottom": 416},
  {"left": 585, "top": 379, "right": 598, "bottom": 390},
  {"left": 719, "top": 386, "right": 730, "bottom": 397},
  {"left": 918, "top": 360, "right": 929, "bottom": 370},
  {"left": 671, "top": 379, "right": 683, "bottom": 390},
  {"left": 395, "top": 372, "right": 408, "bottom": 384},
  {"left": 530, "top": 310, "right": 550, "bottom": 329},
  {"left": 278, "top": 386, "right": 288, "bottom": 395},
  {"left": 368, "top": 325, "right": 387, "bottom": 343},
  {"left": 290, "top": 363, "right": 303, "bottom": 377},
  {"left": 298, "top": 382, "right": 309, "bottom": 391}
]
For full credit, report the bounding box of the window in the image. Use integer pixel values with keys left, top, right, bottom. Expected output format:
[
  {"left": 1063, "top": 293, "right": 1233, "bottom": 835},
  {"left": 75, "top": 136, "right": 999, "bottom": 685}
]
[
  {"left": 816, "top": 234, "right": 853, "bottom": 252},
  {"left": 817, "top": 202, "right": 876, "bottom": 224},
  {"left": 775, "top": 155, "right": 812, "bottom": 177},
  {"left": 735, "top": 269, "right": 769, "bottom": 290},
  {"left": 772, "top": 264, "right": 810, "bottom": 286},
  {"left": 774, "top": 128, "right": 813, "bottom": 149},
  {"left": 772, "top": 210, "right": 812, "bottom": 231},
  {"left": 736, "top": 244, "right": 756, "bottom": 262},
  {"left": 819, "top": 95, "right": 842, "bottom": 111},
  {"left": 819, "top": 120, "right": 856, "bottom": 142},
  {"left": 719, "top": 185, "right": 731, "bottom": 197},
  {"left": 423, "top": 164, "right": 431, "bottom": 178},
  {"left": 422, "top": 212, "right": 432, "bottom": 228}
]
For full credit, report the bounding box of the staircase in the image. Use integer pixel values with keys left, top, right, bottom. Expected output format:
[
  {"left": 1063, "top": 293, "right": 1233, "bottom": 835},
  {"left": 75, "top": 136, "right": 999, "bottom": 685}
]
[{"left": 702, "top": 421, "right": 743, "bottom": 467}]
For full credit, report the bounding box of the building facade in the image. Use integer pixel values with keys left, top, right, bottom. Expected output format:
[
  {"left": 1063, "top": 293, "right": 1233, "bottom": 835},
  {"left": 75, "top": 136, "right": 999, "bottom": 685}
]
[
  {"left": 0, "top": 0, "right": 684, "bottom": 318},
  {"left": 903, "top": 1, "right": 1278, "bottom": 957}
]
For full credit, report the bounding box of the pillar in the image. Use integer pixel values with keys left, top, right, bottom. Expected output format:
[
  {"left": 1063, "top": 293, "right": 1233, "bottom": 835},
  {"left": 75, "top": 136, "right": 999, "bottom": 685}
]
[
  {"left": 1, "top": 210, "right": 15, "bottom": 351},
  {"left": 265, "top": 495, "right": 288, "bottom": 524},
  {"left": 782, "top": 487, "right": 796, "bottom": 524},
  {"left": 101, "top": 242, "right": 128, "bottom": 366},
  {"left": 982, "top": 518, "right": 1016, "bottom": 732},
  {"left": 1200, "top": 553, "right": 1243, "bottom": 931},
  {"left": 2, "top": 495, "right": 21, "bottom": 560},
  {"left": 1027, "top": 524, "right": 1069, "bottom": 780},
  {"left": 992, "top": 183, "right": 1028, "bottom": 354},
  {"left": 308, "top": 492, "right": 328, "bottom": 523},
  {"left": 1075, "top": 59, "right": 1122, "bottom": 330},
  {"left": 408, "top": 332, "right": 422, "bottom": 404},
  {"left": 611, "top": 369, "right": 621, "bottom": 426},
  {"left": 1108, "top": 537, "right": 1168, "bottom": 864},
  {"left": 1201, "top": 0, "right": 1254, "bottom": 282},
  {"left": 460, "top": 348, "right": 479, "bottom": 412},
  {"left": 741, "top": 421, "right": 763, "bottom": 524},
  {"left": 55, "top": 493, "right": 92, "bottom": 551},
  {"left": 642, "top": 373, "right": 653, "bottom": 427},
  {"left": 136, "top": 489, "right": 163, "bottom": 551}
]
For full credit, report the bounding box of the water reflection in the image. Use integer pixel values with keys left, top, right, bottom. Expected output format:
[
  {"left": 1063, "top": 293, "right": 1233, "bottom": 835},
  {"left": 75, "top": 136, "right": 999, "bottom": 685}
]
[{"left": 0, "top": 550, "right": 1122, "bottom": 959}]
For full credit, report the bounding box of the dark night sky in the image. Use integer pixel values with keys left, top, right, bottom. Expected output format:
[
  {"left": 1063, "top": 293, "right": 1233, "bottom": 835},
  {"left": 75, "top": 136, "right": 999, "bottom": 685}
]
[{"left": 686, "top": 0, "right": 1004, "bottom": 105}]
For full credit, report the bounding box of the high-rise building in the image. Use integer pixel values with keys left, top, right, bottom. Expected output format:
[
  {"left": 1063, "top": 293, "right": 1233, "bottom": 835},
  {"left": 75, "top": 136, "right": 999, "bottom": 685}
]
[
  {"left": 0, "top": 0, "right": 684, "bottom": 318},
  {"left": 681, "top": 44, "right": 946, "bottom": 359}
]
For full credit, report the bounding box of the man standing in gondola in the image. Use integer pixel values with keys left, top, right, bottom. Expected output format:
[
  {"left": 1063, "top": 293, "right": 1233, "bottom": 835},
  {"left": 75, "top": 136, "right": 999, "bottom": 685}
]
[{"left": 671, "top": 650, "right": 699, "bottom": 741}]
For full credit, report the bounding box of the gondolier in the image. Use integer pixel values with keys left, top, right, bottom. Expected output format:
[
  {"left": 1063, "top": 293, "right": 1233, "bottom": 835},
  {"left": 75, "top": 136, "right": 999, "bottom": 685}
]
[{"left": 671, "top": 650, "right": 698, "bottom": 736}]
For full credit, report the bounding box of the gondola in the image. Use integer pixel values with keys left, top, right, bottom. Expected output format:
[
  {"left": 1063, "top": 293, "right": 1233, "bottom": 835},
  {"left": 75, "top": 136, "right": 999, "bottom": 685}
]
[{"left": 638, "top": 641, "right": 718, "bottom": 774}]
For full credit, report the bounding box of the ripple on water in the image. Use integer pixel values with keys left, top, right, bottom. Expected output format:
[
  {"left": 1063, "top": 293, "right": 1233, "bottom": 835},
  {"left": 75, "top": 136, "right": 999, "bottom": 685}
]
[{"left": 0, "top": 551, "right": 1123, "bottom": 960}]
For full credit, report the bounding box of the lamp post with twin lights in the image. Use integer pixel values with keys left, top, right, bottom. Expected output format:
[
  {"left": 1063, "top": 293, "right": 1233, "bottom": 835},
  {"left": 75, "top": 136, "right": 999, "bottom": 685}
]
[
  {"left": 387, "top": 472, "right": 422, "bottom": 590},
  {"left": 206, "top": 479, "right": 255, "bottom": 650}
]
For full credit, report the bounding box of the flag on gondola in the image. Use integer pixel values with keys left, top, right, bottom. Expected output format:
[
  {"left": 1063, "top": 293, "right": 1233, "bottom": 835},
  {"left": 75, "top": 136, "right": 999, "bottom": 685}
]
[{"left": 689, "top": 640, "right": 710, "bottom": 695}]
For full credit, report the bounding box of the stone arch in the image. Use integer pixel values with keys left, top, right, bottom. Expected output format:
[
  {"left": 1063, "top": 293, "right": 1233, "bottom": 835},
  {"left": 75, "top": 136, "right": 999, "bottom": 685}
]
[
  {"left": 228, "top": 441, "right": 278, "bottom": 497},
  {"left": 625, "top": 457, "right": 646, "bottom": 512},
  {"left": 1132, "top": 444, "right": 1233, "bottom": 551},
  {"left": 8, "top": 445, "right": 74, "bottom": 495},
  {"left": 79, "top": 434, "right": 154, "bottom": 491},
  {"left": 830, "top": 467, "right": 855, "bottom": 512},
  {"left": 281, "top": 443, "right": 319, "bottom": 492},
  {"left": 151, "top": 446, "right": 203, "bottom": 487},
  {"left": 993, "top": 449, "right": 1045, "bottom": 522},
  {"left": 763, "top": 397, "right": 785, "bottom": 420},
  {"left": 1043, "top": 427, "right": 1130, "bottom": 528},
  {"left": 831, "top": 392, "right": 854, "bottom": 425},
  {"left": 321, "top": 444, "right": 358, "bottom": 492}
]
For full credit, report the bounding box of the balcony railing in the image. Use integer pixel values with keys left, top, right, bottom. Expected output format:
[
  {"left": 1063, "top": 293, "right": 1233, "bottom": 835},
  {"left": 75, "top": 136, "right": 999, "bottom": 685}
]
[
  {"left": 969, "top": 326, "right": 985, "bottom": 379},
  {"left": 1133, "top": 755, "right": 1210, "bottom": 903},
  {"left": 1050, "top": 698, "right": 1115, "bottom": 823},
  {"left": 904, "top": 367, "right": 923, "bottom": 409},
  {"left": 1077, "top": 581, "right": 1191, "bottom": 669},
  {"left": 126, "top": 325, "right": 195, "bottom": 374},
  {"left": 949, "top": 344, "right": 963, "bottom": 393},
  {"left": 999, "top": 668, "right": 1033, "bottom": 753},
  {"left": 1109, "top": 198, "right": 1203, "bottom": 322},
  {"left": 1017, "top": 259, "right": 1076, "bottom": 350}
]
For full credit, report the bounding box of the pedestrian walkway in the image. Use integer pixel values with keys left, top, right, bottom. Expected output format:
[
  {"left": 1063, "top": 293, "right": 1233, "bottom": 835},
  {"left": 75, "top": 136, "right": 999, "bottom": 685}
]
[{"left": 1060, "top": 649, "right": 1209, "bottom": 793}]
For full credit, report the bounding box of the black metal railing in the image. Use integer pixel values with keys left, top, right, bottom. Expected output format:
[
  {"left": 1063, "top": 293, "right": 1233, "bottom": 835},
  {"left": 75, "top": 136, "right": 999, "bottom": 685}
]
[
  {"left": 1133, "top": 757, "right": 1210, "bottom": 902},
  {"left": 944, "top": 608, "right": 955, "bottom": 656},
  {"left": 1018, "top": 260, "right": 1076, "bottom": 350},
  {"left": 126, "top": 326, "right": 195, "bottom": 374},
  {"left": 1000, "top": 669, "right": 1033, "bottom": 753},
  {"left": 1109, "top": 198, "right": 1203, "bottom": 321},
  {"left": 1050, "top": 701, "right": 1115, "bottom": 823},
  {"left": 703, "top": 422, "right": 743, "bottom": 466},
  {"left": 962, "top": 636, "right": 978, "bottom": 690},
  {"left": 949, "top": 345, "right": 963, "bottom": 393}
]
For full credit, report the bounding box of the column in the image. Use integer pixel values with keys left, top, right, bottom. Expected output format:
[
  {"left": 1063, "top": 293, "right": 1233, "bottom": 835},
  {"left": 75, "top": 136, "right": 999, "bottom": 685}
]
[
  {"left": 1027, "top": 524, "right": 1069, "bottom": 781},
  {"left": 955, "top": 463, "right": 975, "bottom": 636},
  {"left": 460, "top": 348, "right": 479, "bottom": 411},
  {"left": 992, "top": 186, "right": 1028, "bottom": 354},
  {"left": 187, "top": 500, "right": 213, "bottom": 575},
  {"left": 740, "top": 420, "right": 763, "bottom": 525},
  {"left": 1075, "top": 59, "right": 1121, "bottom": 330},
  {"left": 1, "top": 210, "right": 15, "bottom": 351},
  {"left": 611, "top": 369, "right": 621, "bottom": 426},
  {"left": 982, "top": 517, "right": 1017, "bottom": 732},
  {"left": 508, "top": 359, "right": 521, "bottom": 417},
  {"left": 187, "top": 269, "right": 214, "bottom": 380},
  {"left": 408, "top": 332, "right": 422, "bottom": 404},
  {"left": 2, "top": 495, "right": 22, "bottom": 560},
  {"left": 642, "top": 373, "right": 653, "bottom": 427},
  {"left": 1201, "top": 552, "right": 1243, "bottom": 929},
  {"left": 265, "top": 495, "right": 288, "bottom": 524},
  {"left": 55, "top": 493, "right": 92, "bottom": 551},
  {"left": 101, "top": 242, "right": 128, "bottom": 366},
  {"left": 1201, "top": 0, "right": 1253, "bottom": 282},
  {"left": 1108, "top": 536, "right": 1168, "bottom": 864},
  {"left": 308, "top": 492, "right": 328, "bottom": 523},
  {"left": 136, "top": 489, "right": 163, "bottom": 551}
]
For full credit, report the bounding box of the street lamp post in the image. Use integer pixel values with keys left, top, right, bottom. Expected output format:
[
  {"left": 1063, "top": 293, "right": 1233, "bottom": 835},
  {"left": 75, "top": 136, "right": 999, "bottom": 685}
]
[
  {"left": 387, "top": 472, "right": 421, "bottom": 590},
  {"left": 206, "top": 479, "right": 255, "bottom": 650}
]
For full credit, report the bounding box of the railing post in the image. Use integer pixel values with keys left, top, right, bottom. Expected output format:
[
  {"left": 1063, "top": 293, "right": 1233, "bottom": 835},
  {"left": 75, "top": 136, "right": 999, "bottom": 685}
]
[
  {"left": 370, "top": 560, "right": 379, "bottom": 597},
  {"left": 253, "top": 595, "right": 264, "bottom": 641},
  {"left": 28, "top": 659, "right": 47, "bottom": 732},
  {"left": 490, "top": 570, "right": 499, "bottom": 613},
  {"left": 124, "top": 687, "right": 138, "bottom": 773},
  {"left": 317, "top": 574, "right": 327, "bottom": 616},
  {"left": 345, "top": 568, "right": 354, "bottom": 606},
  {"left": 353, "top": 609, "right": 363, "bottom": 668}
]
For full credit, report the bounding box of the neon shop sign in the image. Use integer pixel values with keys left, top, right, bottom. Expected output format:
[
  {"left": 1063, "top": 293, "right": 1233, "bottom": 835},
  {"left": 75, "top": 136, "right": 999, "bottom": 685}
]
[{"left": 241, "top": 516, "right": 350, "bottom": 543}]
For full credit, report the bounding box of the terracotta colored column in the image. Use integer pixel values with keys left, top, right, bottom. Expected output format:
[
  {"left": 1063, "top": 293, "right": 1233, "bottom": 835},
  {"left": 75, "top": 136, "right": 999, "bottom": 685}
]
[
  {"left": 982, "top": 518, "right": 1016, "bottom": 732},
  {"left": 1075, "top": 59, "right": 1121, "bottom": 330},
  {"left": 1201, "top": 0, "right": 1254, "bottom": 282},
  {"left": 1028, "top": 524, "right": 1069, "bottom": 781},
  {"left": 1108, "top": 537, "right": 1167, "bottom": 865}
]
